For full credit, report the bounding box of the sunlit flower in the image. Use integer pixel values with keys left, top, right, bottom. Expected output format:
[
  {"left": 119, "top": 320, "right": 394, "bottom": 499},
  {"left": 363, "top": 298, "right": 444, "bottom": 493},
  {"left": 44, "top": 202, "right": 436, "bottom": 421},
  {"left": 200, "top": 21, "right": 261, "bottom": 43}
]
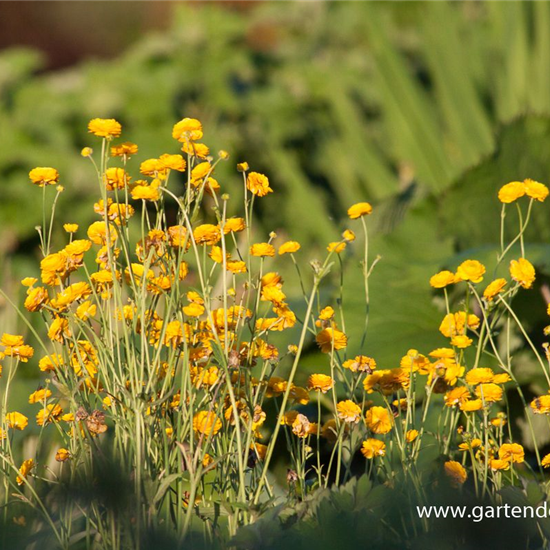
[
  {"left": 29, "top": 167, "right": 59, "bottom": 187},
  {"left": 278, "top": 241, "right": 301, "bottom": 255},
  {"left": 16, "top": 459, "right": 34, "bottom": 486},
  {"left": 483, "top": 278, "right": 507, "bottom": 301},
  {"left": 193, "top": 411, "right": 222, "bottom": 436},
  {"left": 455, "top": 260, "right": 486, "bottom": 284},
  {"left": 6, "top": 412, "right": 28, "bottom": 430},
  {"left": 172, "top": 118, "right": 203, "bottom": 141},
  {"left": 307, "top": 374, "right": 334, "bottom": 393},
  {"left": 510, "top": 258, "right": 535, "bottom": 289},
  {"left": 498, "top": 180, "right": 525, "bottom": 203},
  {"left": 88, "top": 118, "right": 122, "bottom": 138},
  {"left": 316, "top": 328, "right": 347, "bottom": 353},
  {"left": 430, "top": 270, "right": 456, "bottom": 289},
  {"left": 444, "top": 460, "right": 467, "bottom": 487},
  {"left": 246, "top": 172, "right": 273, "bottom": 197},
  {"left": 498, "top": 443, "right": 524, "bottom": 464},
  {"left": 336, "top": 400, "right": 362, "bottom": 424},
  {"left": 365, "top": 406, "right": 393, "bottom": 434},
  {"left": 361, "top": 438, "right": 386, "bottom": 458},
  {"left": 347, "top": 202, "right": 373, "bottom": 219}
]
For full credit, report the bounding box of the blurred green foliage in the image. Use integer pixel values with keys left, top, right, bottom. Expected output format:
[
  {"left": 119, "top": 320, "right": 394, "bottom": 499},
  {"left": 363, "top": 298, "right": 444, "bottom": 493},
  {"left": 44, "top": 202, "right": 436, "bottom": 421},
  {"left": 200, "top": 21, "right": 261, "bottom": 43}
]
[{"left": 1, "top": 0, "right": 550, "bottom": 368}]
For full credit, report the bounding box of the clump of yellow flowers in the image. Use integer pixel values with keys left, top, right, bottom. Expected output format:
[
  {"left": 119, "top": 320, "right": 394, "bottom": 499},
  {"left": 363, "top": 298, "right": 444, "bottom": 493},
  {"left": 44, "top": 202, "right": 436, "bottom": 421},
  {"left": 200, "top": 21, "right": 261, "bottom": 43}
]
[{"left": 1, "top": 118, "right": 550, "bottom": 547}]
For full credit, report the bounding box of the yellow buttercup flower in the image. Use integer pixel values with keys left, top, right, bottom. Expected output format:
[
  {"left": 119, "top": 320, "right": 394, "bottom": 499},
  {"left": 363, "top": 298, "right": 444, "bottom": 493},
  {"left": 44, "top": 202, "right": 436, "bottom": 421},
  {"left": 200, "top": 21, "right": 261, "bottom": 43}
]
[
  {"left": 498, "top": 180, "right": 525, "bottom": 203},
  {"left": 498, "top": 443, "right": 524, "bottom": 464},
  {"left": 193, "top": 411, "right": 222, "bottom": 436},
  {"left": 63, "top": 223, "right": 79, "bottom": 233},
  {"left": 406, "top": 429, "right": 419, "bottom": 443},
  {"left": 111, "top": 142, "right": 138, "bottom": 158},
  {"left": 455, "top": 260, "right": 486, "bottom": 283},
  {"left": 316, "top": 328, "right": 347, "bottom": 353},
  {"left": 250, "top": 243, "right": 275, "bottom": 258},
  {"left": 172, "top": 118, "right": 203, "bottom": 142},
  {"left": 365, "top": 406, "right": 393, "bottom": 434},
  {"left": 16, "top": 459, "right": 34, "bottom": 486},
  {"left": 509, "top": 258, "right": 535, "bottom": 289},
  {"left": 336, "top": 400, "right": 362, "bottom": 424},
  {"left": 327, "top": 242, "right": 346, "bottom": 254},
  {"left": 429, "top": 270, "right": 456, "bottom": 289},
  {"left": 542, "top": 454, "right": 550, "bottom": 468},
  {"left": 475, "top": 383, "right": 503, "bottom": 403},
  {"left": 444, "top": 460, "right": 467, "bottom": 487},
  {"left": 361, "top": 438, "right": 386, "bottom": 459},
  {"left": 6, "top": 412, "right": 28, "bottom": 430},
  {"left": 55, "top": 448, "right": 71, "bottom": 462},
  {"left": 278, "top": 241, "right": 301, "bottom": 255},
  {"left": 483, "top": 278, "right": 507, "bottom": 301},
  {"left": 246, "top": 172, "right": 273, "bottom": 197},
  {"left": 29, "top": 167, "right": 59, "bottom": 187},
  {"left": 524, "top": 178, "right": 549, "bottom": 201},
  {"left": 88, "top": 118, "right": 122, "bottom": 138},
  {"left": 347, "top": 202, "right": 373, "bottom": 219},
  {"left": 307, "top": 374, "right": 334, "bottom": 393}
]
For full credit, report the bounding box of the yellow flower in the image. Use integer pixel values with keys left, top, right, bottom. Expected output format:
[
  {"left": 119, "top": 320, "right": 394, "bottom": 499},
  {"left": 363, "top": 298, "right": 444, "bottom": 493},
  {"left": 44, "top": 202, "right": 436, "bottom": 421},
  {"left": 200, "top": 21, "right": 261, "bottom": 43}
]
[
  {"left": 29, "top": 167, "right": 59, "bottom": 187},
  {"left": 182, "top": 141, "right": 210, "bottom": 158},
  {"left": 347, "top": 202, "right": 373, "bottom": 219},
  {"left": 465, "top": 368, "right": 494, "bottom": 385},
  {"left": 36, "top": 404, "right": 63, "bottom": 426},
  {"left": 278, "top": 241, "right": 301, "bottom": 255},
  {"left": 28, "top": 388, "right": 52, "bottom": 404},
  {"left": 88, "top": 118, "right": 121, "bottom": 138},
  {"left": 361, "top": 439, "right": 386, "bottom": 459},
  {"left": 343, "top": 355, "right": 377, "bottom": 373},
  {"left": 530, "top": 395, "right": 550, "bottom": 414},
  {"left": 342, "top": 229, "right": 356, "bottom": 241},
  {"left": 451, "top": 335, "right": 472, "bottom": 348},
  {"left": 365, "top": 406, "right": 393, "bottom": 434},
  {"left": 111, "top": 142, "right": 138, "bottom": 158},
  {"left": 250, "top": 243, "right": 275, "bottom": 257},
  {"left": 483, "top": 278, "right": 507, "bottom": 301},
  {"left": 172, "top": 118, "right": 203, "bottom": 142},
  {"left": 76, "top": 301, "right": 97, "bottom": 321},
  {"left": 458, "top": 438, "right": 481, "bottom": 451},
  {"left": 291, "top": 414, "right": 311, "bottom": 438},
  {"left": 444, "top": 460, "right": 467, "bottom": 487},
  {"left": 524, "top": 179, "right": 549, "bottom": 202},
  {"left": 316, "top": 328, "right": 347, "bottom": 353},
  {"left": 542, "top": 454, "right": 550, "bottom": 468},
  {"left": 336, "top": 400, "right": 362, "bottom": 423},
  {"left": 498, "top": 443, "right": 524, "bottom": 464},
  {"left": 327, "top": 241, "right": 346, "bottom": 254},
  {"left": 307, "top": 374, "right": 334, "bottom": 393},
  {"left": 490, "top": 459, "right": 510, "bottom": 471},
  {"left": 455, "top": 260, "right": 486, "bottom": 283},
  {"left": 223, "top": 217, "right": 246, "bottom": 234},
  {"left": 6, "top": 412, "right": 28, "bottom": 430},
  {"left": 16, "top": 459, "right": 34, "bottom": 486},
  {"left": 430, "top": 270, "right": 456, "bottom": 289},
  {"left": 81, "top": 147, "right": 93, "bottom": 157},
  {"left": 406, "top": 429, "right": 419, "bottom": 443},
  {"left": 509, "top": 258, "right": 535, "bottom": 289},
  {"left": 104, "top": 167, "right": 130, "bottom": 191},
  {"left": 193, "top": 411, "right": 222, "bottom": 436},
  {"left": 475, "top": 383, "right": 502, "bottom": 403},
  {"left": 459, "top": 399, "right": 483, "bottom": 412},
  {"left": 498, "top": 181, "right": 526, "bottom": 203},
  {"left": 55, "top": 448, "right": 71, "bottom": 462},
  {"left": 246, "top": 172, "right": 273, "bottom": 197},
  {"left": 237, "top": 162, "right": 249, "bottom": 172},
  {"left": 63, "top": 223, "right": 79, "bottom": 233},
  {"left": 193, "top": 224, "right": 221, "bottom": 246}
]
